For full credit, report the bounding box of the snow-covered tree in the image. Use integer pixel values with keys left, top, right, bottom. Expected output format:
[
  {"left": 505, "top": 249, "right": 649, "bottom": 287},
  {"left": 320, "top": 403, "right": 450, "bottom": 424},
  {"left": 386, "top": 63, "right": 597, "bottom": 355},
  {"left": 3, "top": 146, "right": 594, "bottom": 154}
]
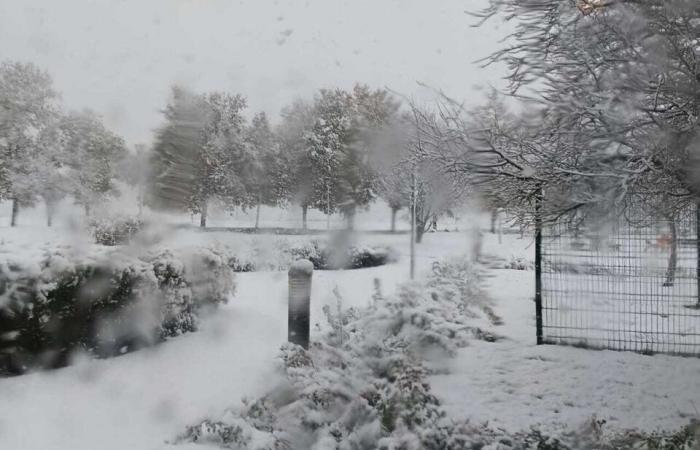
[
  {"left": 0, "top": 61, "right": 59, "bottom": 226},
  {"left": 198, "top": 91, "right": 249, "bottom": 223},
  {"left": 276, "top": 86, "right": 399, "bottom": 230},
  {"left": 277, "top": 99, "right": 316, "bottom": 229},
  {"left": 244, "top": 112, "right": 283, "bottom": 229},
  {"left": 306, "top": 88, "right": 356, "bottom": 225},
  {"left": 305, "top": 85, "right": 400, "bottom": 229},
  {"left": 150, "top": 86, "right": 249, "bottom": 227},
  {"left": 369, "top": 110, "right": 464, "bottom": 242},
  {"left": 376, "top": 166, "right": 409, "bottom": 232},
  {"left": 339, "top": 85, "right": 400, "bottom": 229},
  {"left": 59, "top": 110, "right": 128, "bottom": 217},
  {"left": 118, "top": 144, "right": 151, "bottom": 218},
  {"left": 455, "top": 1, "right": 700, "bottom": 222},
  {"left": 31, "top": 118, "right": 72, "bottom": 226}
]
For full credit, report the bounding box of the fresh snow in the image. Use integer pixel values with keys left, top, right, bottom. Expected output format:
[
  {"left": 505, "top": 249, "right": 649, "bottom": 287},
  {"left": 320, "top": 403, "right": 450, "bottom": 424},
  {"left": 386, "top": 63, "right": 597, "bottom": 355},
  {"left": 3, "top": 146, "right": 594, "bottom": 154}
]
[{"left": 0, "top": 210, "right": 698, "bottom": 449}]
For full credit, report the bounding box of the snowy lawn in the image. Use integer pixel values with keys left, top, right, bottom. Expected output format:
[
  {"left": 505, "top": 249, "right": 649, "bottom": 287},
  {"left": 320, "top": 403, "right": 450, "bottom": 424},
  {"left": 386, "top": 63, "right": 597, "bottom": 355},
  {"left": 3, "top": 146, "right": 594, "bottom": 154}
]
[
  {"left": 0, "top": 227, "right": 469, "bottom": 450},
  {"left": 431, "top": 232, "right": 700, "bottom": 435},
  {"left": 0, "top": 223, "right": 698, "bottom": 449}
]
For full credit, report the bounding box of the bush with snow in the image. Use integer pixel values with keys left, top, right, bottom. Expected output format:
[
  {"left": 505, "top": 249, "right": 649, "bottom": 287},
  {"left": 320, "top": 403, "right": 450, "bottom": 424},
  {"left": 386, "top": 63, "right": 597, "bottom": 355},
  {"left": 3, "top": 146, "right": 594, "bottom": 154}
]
[
  {"left": 0, "top": 246, "right": 234, "bottom": 374},
  {"left": 218, "top": 239, "right": 396, "bottom": 273},
  {"left": 503, "top": 256, "right": 533, "bottom": 271},
  {"left": 176, "top": 256, "right": 501, "bottom": 449},
  {"left": 89, "top": 215, "right": 145, "bottom": 246}
]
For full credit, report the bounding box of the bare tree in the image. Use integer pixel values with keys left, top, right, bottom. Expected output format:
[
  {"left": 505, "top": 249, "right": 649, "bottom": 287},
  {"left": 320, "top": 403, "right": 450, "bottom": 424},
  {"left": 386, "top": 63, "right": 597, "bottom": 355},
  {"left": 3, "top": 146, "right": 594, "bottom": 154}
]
[{"left": 458, "top": 1, "right": 700, "bottom": 221}]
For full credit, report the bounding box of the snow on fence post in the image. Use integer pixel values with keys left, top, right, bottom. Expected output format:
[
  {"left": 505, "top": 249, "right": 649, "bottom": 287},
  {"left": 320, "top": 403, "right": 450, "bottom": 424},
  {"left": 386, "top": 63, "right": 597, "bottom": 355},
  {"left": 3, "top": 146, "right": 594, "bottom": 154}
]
[{"left": 288, "top": 259, "right": 314, "bottom": 349}]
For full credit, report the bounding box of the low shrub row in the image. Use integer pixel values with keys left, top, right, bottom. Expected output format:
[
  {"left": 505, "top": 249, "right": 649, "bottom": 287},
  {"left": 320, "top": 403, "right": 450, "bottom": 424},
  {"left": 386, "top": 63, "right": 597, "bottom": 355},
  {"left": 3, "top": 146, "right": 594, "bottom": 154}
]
[
  {"left": 227, "top": 240, "right": 397, "bottom": 273},
  {"left": 90, "top": 216, "right": 144, "bottom": 246},
  {"left": 0, "top": 247, "right": 234, "bottom": 375},
  {"left": 86, "top": 216, "right": 396, "bottom": 272}
]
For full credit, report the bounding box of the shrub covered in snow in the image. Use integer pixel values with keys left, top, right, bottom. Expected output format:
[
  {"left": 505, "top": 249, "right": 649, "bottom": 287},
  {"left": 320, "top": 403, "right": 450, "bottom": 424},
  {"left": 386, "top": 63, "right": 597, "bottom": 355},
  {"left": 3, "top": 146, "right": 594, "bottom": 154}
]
[
  {"left": 508, "top": 418, "right": 700, "bottom": 450},
  {"left": 503, "top": 256, "right": 534, "bottom": 271},
  {"left": 0, "top": 247, "right": 234, "bottom": 374},
  {"left": 89, "top": 215, "right": 145, "bottom": 246},
  {"left": 227, "top": 239, "right": 397, "bottom": 272},
  {"left": 176, "top": 256, "right": 501, "bottom": 449}
]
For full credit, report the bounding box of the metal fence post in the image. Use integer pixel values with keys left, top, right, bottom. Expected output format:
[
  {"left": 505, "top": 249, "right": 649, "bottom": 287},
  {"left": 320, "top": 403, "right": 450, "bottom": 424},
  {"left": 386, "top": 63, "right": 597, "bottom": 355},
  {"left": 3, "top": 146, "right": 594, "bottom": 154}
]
[
  {"left": 288, "top": 259, "right": 314, "bottom": 349},
  {"left": 535, "top": 189, "right": 544, "bottom": 345},
  {"left": 696, "top": 202, "right": 700, "bottom": 308}
]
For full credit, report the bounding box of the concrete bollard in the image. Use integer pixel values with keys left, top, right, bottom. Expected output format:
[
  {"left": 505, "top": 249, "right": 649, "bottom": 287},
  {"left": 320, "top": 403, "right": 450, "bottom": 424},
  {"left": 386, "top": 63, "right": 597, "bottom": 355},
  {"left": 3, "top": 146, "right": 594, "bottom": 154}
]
[{"left": 288, "top": 259, "right": 314, "bottom": 349}]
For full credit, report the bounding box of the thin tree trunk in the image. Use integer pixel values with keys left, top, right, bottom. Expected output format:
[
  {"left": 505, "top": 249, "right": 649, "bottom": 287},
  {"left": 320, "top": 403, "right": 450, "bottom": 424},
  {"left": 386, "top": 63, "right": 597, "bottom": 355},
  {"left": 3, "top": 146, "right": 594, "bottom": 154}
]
[
  {"left": 664, "top": 216, "right": 678, "bottom": 286},
  {"left": 346, "top": 204, "right": 356, "bottom": 231},
  {"left": 490, "top": 209, "right": 498, "bottom": 234},
  {"left": 415, "top": 214, "right": 426, "bottom": 244},
  {"left": 200, "top": 200, "right": 208, "bottom": 228},
  {"left": 302, "top": 205, "right": 308, "bottom": 230},
  {"left": 137, "top": 186, "right": 144, "bottom": 219},
  {"left": 390, "top": 207, "right": 398, "bottom": 232},
  {"left": 10, "top": 198, "right": 19, "bottom": 227},
  {"left": 255, "top": 200, "right": 261, "bottom": 230},
  {"left": 46, "top": 200, "right": 54, "bottom": 227},
  {"left": 415, "top": 224, "right": 425, "bottom": 243}
]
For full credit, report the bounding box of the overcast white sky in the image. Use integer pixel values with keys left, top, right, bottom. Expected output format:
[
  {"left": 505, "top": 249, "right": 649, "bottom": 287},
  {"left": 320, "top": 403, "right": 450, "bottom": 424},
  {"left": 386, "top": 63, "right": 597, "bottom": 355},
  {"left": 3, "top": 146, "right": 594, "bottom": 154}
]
[{"left": 0, "top": 0, "right": 508, "bottom": 147}]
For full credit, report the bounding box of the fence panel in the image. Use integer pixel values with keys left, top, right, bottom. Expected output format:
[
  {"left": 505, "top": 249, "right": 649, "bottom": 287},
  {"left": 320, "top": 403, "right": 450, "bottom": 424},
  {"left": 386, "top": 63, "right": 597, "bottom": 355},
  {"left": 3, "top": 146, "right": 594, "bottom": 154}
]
[{"left": 539, "top": 205, "right": 700, "bottom": 355}]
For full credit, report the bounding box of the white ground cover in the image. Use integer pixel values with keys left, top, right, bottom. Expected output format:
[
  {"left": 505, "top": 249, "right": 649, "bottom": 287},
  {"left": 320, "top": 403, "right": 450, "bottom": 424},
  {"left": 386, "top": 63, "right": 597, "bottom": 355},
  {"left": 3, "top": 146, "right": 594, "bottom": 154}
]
[
  {"left": 0, "top": 210, "right": 698, "bottom": 449},
  {"left": 431, "top": 232, "right": 700, "bottom": 436}
]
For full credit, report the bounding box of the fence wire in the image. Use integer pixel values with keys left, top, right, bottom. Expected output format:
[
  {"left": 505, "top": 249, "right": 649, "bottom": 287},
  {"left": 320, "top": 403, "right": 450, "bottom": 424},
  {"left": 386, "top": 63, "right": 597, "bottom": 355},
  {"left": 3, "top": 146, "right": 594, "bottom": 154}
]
[{"left": 539, "top": 204, "right": 700, "bottom": 356}]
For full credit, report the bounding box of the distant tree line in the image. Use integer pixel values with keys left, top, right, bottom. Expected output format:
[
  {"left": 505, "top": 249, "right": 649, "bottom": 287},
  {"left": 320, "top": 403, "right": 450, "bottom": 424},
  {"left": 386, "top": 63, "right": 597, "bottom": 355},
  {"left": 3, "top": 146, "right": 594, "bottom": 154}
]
[
  {"left": 0, "top": 60, "right": 466, "bottom": 241},
  {"left": 148, "top": 83, "right": 464, "bottom": 239}
]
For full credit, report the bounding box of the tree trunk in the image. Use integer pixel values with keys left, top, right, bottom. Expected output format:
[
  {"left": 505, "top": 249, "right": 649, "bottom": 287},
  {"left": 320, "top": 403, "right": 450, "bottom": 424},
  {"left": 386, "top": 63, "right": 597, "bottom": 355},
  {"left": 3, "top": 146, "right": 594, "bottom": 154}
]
[
  {"left": 10, "top": 198, "right": 19, "bottom": 227},
  {"left": 664, "top": 216, "right": 678, "bottom": 287},
  {"left": 346, "top": 204, "right": 356, "bottom": 231},
  {"left": 390, "top": 207, "right": 398, "bottom": 232},
  {"left": 415, "top": 219, "right": 426, "bottom": 243},
  {"left": 490, "top": 209, "right": 498, "bottom": 234},
  {"left": 302, "top": 205, "right": 308, "bottom": 230},
  {"left": 255, "top": 201, "right": 261, "bottom": 230},
  {"left": 46, "top": 200, "right": 55, "bottom": 227},
  {"left": 137, "top": 186, "right": 144, "bottom": 219},
  {"left": 84, "top": 204, "right": 91, "bottom": 218},
  {"left": 200, "top": 200, "right": 208, "bottom": 228}
]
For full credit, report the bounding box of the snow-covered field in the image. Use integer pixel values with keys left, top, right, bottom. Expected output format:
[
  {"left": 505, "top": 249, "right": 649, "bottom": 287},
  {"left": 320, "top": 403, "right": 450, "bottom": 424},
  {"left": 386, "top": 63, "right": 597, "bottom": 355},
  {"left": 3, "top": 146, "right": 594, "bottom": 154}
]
[{"left": 0, "top": 206, "right": 698, "bottom": 449}]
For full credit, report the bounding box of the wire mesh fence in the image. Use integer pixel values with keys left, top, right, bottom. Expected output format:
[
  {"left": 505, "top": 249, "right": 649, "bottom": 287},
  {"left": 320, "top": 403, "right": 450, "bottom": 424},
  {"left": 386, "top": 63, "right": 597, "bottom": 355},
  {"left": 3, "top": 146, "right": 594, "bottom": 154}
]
[{"left": 537, "top": 202, "right": 700, "bottom": 356}]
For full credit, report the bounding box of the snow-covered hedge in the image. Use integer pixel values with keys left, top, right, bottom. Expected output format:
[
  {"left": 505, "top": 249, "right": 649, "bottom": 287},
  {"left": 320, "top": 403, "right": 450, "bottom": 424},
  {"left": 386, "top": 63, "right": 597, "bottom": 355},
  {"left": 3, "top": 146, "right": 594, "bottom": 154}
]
[
  {"left": 89, "top": 215, "right": 144, "bottom": 246},
  {"left": 223, "top": 239, "right": 396, "bottom": 273},
  {"left": 0, "top": 246, "right": 234, "bottom": 375}
]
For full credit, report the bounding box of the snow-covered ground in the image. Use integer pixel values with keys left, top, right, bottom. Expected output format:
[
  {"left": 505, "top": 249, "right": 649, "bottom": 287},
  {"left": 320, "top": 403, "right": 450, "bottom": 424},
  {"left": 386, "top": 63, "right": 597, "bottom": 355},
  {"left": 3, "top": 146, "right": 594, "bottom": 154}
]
[
  {"left": 0, "top": 214, "right": 470, "bottom": 450},
  {"left": 432, "top": 233, "right": 700, "bottom": 436},
  {"left": 0, "top": 207, "right": 698, "bottom": 449}
]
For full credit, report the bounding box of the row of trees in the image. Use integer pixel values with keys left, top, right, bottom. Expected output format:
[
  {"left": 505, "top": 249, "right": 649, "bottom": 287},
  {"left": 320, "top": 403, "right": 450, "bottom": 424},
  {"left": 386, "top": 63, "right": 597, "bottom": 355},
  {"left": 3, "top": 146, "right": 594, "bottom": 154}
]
[
  {"left": 149, "top": 84, "right": 465, "bottom": 240},
  {"left": 0, "top": 61, "right": 127, "bottom": 226},
  {"left": 0, "top": 58, "right": 467, "bottom": 239}
]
